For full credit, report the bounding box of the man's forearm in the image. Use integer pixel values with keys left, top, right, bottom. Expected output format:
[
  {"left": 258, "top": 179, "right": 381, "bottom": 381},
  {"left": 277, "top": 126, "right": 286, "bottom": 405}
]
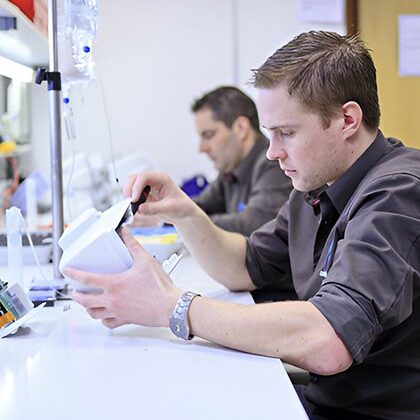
[
  {"left": 188, "top": 298, "right": 353, "bottom": 375},
  {"left": 175, "top": 206, "right": 254, "bottom": 291}
]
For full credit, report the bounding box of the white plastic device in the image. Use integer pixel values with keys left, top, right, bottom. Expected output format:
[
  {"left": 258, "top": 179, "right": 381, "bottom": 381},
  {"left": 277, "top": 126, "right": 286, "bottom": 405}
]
[{"left": 59, "top": 198, "right": 133, "bottom": 292}]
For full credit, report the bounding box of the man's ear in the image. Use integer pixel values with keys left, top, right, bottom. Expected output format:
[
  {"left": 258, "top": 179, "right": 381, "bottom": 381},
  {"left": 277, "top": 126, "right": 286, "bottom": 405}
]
[
  {"left": 341, "top": 101, "right": 363, "bottom": 139},
  {"left": 232, "top": 116, "right": 251, "bottom": 140}
]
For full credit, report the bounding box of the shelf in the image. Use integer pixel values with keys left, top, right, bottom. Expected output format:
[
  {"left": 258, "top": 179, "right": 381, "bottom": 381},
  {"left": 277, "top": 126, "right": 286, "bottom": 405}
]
[
  {"left": 0, "top": 0, "right": 48, "bottom": 67},
  {"left": 0, "top": 142, "right": 32, "bottom": 158}
]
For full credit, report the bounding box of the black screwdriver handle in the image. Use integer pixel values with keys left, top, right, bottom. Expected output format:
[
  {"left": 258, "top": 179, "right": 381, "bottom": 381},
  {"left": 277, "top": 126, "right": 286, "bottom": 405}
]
[{"left": 131, "top": 185, "right": 151, "bottom": 215}]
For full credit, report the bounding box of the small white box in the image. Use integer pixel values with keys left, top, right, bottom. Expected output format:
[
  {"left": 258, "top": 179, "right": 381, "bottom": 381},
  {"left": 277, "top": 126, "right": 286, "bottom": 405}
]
[{"left": 59, "top": 199, "right": 133, "bottom": 292}]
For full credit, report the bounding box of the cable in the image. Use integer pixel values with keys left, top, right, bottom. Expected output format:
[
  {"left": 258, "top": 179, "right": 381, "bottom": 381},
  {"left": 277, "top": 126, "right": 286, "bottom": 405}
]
[
  {"left": 18, "top": 210, "right": 48, "bottom": 282},
  {"left": 63, "top": 120, "right": 76, "bottom": 222},
  {"left": 96, "top": 72, "right": 119, "bottom": 185},
  {"left": 17, "top": 210, "right": 67, "bottom": 298}
]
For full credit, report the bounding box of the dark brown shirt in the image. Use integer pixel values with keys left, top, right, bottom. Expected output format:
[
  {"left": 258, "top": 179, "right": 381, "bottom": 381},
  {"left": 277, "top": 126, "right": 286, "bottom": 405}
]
[
  {"left": 246, "top": 131, "right": 420, "bottom": 419},
  {"left": 194, "top": 135, "right": 292, "bottom": 236}
]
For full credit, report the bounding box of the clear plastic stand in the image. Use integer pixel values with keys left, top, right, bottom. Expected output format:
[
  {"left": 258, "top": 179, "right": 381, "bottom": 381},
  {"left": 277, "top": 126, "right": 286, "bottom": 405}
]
[
  {"left": 6, "top": 206, "right": 24, "bottom": 289},
  {"left": 0, "top": 302, "right": 46, "bottom": 338}
]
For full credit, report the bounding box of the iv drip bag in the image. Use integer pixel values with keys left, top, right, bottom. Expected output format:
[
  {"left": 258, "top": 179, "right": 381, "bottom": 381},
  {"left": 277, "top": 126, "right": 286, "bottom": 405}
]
[{"left": 57, "top": 0, "right": 99, "bottom": 85}]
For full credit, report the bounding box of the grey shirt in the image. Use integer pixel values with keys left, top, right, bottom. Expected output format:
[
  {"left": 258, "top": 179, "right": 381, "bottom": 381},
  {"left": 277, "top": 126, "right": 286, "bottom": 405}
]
[
  {"left": 194, "top": 135, "right": 292, "bottom": 236},
  {"left": 246, "top": 131, "right": 420, "bottom": 419}
]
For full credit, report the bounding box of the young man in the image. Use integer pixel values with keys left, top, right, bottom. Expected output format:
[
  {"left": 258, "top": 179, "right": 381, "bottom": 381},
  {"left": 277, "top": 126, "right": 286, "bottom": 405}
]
[
  {"left": 68, "top": 31, "right": 420, "bottom": 419},
  {"left": 191, "top": 86, "right": 292, "bottom": 236}
]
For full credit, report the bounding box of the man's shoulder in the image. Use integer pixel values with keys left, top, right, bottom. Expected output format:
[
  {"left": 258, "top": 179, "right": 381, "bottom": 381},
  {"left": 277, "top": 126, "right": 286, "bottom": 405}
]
[
  {"left": 345, "top": 142, "right": 420, "bottom": 215},
  {"left": 365, "top": 140, "right": 420, "bottom": 183}
]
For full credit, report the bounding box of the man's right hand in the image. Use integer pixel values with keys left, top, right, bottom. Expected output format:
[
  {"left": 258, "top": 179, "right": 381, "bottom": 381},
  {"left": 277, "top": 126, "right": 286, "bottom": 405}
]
[
  {"left": 124, "top": 172, "right": 251, "bottom": 293},
  {"left": 131, "top": 213, "right": 162, "bottom": 228},
  {"left": 123, "top": 172, "right": 197, "bottom": 225}
]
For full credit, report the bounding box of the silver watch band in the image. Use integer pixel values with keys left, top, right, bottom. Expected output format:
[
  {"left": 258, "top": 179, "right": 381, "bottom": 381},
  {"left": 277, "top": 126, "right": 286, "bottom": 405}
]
[{"left": 169, "top": 291, "right": 201, "bottom": 340}]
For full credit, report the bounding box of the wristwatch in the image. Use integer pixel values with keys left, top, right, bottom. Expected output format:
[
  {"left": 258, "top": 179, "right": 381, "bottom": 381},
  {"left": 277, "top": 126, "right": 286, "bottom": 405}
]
[{"left": 169, "top": 291, "right": 201, "bottom": 340}]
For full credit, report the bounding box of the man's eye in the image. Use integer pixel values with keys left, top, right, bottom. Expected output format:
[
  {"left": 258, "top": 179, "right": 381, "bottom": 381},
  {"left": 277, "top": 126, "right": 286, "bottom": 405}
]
[
  {"left": 281, "top": 131, "right": 293, "bottom": 137},
  {"left": 203, "top": 132, "right": 215, "bottom": 140}
]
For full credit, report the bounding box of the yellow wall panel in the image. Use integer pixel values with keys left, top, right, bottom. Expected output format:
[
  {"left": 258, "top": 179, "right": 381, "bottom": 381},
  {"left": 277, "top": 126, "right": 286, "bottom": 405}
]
[{"left": 359, "top": 0, "right": 420, "bottom": 148}]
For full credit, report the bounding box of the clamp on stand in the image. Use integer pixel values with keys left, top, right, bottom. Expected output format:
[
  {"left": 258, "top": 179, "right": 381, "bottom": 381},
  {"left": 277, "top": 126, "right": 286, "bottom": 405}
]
[{"left": 35, "top": 68, "right": 62, "bottom": 91}]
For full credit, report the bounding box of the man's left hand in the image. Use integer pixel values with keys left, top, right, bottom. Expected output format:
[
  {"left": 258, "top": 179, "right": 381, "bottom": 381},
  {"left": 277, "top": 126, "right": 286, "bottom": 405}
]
[{"left": 66, "top": 228, "right": 182, "bottom": 329}]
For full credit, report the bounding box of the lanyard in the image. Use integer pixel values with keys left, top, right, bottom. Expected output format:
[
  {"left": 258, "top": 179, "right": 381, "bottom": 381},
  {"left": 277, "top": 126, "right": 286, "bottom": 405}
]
[{"left": 319, "top": 237, "right": 336, "bottom": 279}]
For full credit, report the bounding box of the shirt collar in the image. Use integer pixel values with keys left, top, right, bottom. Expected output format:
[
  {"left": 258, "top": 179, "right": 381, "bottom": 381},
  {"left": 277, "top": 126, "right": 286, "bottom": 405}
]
[
  {"left": 326, "top": 130, "right": 393, "bottom": 214},
  {"left": 223, "top": 172, "right": 237, "bottom": 183},
  {"left": 231, "top": 134, "right": 268, "bottom": 182},
  {"left": 304, "top": 186, "right": 328, "bottom": 208}
]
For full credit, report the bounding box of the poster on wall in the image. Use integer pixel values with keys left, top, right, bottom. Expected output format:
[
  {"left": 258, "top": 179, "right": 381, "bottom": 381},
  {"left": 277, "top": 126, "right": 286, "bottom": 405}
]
[
  {"left": 398, "top": 14, "right": 420, "bottom": 77},
  {"left": 298, "top": 0, "right": 344, "bottom": 24}
]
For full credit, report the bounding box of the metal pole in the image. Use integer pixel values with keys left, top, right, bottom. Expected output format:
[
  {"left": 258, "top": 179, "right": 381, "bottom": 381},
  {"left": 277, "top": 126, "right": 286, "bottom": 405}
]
[{"left": 47, "top": 0, "right": 64, "bottom": 282}]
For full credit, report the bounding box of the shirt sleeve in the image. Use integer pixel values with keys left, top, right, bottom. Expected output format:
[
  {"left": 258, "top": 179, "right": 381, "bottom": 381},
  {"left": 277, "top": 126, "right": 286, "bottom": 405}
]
[
  {"left": 309, "top": 173, "right": 420, "bottom": 363},
  {"left": 208, "top": 156, "right": 292, "bottom": 236}
]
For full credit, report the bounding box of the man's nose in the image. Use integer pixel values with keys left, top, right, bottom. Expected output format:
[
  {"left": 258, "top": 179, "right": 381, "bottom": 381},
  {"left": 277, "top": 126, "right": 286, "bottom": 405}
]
[
  {"left": 199, "top": 140, "right": 209, "bottom": 154},
  {"left": 266, "top": 142, "right": 287, "bottom": 161}
]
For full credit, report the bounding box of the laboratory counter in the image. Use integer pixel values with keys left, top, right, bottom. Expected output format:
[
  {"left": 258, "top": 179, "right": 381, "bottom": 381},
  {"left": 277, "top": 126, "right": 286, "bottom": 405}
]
[{"left": 0, "top": 255, "right": 308, "bottom": 420}]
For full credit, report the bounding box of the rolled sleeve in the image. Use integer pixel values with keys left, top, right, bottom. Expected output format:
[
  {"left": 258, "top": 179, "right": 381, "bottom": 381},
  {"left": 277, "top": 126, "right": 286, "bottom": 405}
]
[{"left": 310, "top": 282, "right": 381, "bottom": 363}]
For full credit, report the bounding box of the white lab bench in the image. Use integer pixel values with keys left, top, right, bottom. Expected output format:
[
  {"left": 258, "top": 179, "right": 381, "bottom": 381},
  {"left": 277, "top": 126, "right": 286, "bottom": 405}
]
[{"left": 0, "top": 255, "right": 308, "bottom": 420}]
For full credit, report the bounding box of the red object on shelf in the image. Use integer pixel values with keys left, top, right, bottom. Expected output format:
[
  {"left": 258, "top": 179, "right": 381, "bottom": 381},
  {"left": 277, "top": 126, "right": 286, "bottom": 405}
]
[
  {"left": 34, "top": 0, "right": 48, "bottom": 36},
  {"left": 9, "top": 0, "right": 35, "bottom": 21}
]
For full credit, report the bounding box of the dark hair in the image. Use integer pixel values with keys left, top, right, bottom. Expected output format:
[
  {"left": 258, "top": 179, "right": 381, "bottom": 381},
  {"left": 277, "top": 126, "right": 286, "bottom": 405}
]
[
  {"left": 191, "top": 86, "right": 260, "bottom": 132},
  {"left": 252, "top": 31, "right": 380, "bottom": 129}
]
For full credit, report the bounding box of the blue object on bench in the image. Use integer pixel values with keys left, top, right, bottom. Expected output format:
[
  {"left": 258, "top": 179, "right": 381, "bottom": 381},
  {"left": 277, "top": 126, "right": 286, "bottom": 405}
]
[{"left": 180, "top": 174, "right": 208, "bottom": 198}]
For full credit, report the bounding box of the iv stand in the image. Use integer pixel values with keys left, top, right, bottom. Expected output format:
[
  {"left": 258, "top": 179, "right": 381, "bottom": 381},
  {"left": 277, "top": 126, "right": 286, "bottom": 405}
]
[{"left": 35, "top": 0, "right": 64, "bottom": 284}]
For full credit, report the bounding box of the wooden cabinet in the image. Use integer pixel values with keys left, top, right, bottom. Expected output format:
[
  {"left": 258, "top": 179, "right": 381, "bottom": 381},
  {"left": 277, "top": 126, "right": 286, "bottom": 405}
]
[{"left": 359, "top": 0, "right": 420, "bottom": 149}]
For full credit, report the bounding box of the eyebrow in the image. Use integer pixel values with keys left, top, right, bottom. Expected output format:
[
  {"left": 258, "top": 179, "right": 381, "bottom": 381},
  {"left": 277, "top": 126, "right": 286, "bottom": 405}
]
[
  {"left": 261, "top": 124, "right": 297, "bottom": 131},
  {"left": 200, "top": 129, "right": 216, "bottom": 136}
]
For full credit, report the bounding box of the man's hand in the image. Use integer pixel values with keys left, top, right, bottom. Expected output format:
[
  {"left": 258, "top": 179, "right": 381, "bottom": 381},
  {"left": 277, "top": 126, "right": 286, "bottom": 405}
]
[
  {"left": 123, "top": 171, "right": 251, "bottom": 292},
  {"left": 123, "top": 171, "right": 197, "bottom": 225},
  {"left": 131, "top": 213, "right": 162, "bottom": 227},
  {"left": 66, "top": 228, "right": 183, "bottom": 329}
]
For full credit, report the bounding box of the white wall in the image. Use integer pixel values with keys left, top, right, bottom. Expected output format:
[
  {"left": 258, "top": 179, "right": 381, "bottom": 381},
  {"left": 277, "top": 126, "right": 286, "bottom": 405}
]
[
  {"left": 31, "top": 0, "right": 345, "bottom": 188},
  {"left": 237, "top": 0, "right": 346, "bottom": 91}
]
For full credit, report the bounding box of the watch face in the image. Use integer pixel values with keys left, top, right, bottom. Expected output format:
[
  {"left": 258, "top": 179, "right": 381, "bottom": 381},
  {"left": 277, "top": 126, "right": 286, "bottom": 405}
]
[{"left": 169, "top": 317, "right": 188, "bottom": 340}]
